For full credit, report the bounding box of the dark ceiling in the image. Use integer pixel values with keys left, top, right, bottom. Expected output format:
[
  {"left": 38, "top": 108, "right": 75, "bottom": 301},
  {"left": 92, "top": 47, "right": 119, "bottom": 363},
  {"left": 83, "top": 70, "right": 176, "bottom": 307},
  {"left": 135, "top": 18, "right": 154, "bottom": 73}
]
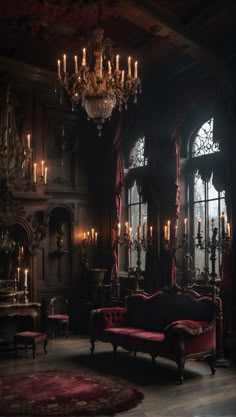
[{"left": 0, "top": 0, "right": 236, "bottom": 94}]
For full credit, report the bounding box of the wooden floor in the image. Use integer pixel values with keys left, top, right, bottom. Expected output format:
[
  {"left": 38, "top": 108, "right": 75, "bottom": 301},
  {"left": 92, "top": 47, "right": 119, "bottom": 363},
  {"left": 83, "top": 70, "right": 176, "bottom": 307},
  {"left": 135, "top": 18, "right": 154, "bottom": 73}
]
[{"left": 0, "top": 335, "right": 236, "bottom": 417}]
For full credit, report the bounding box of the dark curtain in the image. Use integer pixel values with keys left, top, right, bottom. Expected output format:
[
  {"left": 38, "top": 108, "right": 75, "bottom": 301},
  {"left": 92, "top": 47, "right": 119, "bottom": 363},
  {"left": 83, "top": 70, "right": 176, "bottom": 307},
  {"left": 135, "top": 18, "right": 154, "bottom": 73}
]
[
  {"left": 159, "top": 130, "right": 181, "bottom": 288},
  {"left": 100, "top": 115, "right": 124, "bottom": 286}
]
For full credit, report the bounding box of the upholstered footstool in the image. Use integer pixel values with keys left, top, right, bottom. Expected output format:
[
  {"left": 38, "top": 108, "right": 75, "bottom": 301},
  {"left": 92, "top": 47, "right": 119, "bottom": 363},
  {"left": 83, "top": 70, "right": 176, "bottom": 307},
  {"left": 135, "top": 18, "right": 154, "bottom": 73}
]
[{"left": 14, "top": 331, "right": 48, "bottom": 359}]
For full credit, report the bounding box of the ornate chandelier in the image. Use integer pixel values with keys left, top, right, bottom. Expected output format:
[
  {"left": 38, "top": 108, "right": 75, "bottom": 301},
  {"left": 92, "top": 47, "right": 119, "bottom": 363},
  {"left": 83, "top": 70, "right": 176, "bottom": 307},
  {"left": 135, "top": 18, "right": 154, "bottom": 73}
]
[
  {"left": 0, "top": 85, "right": 31, "bottom": 187},
  {"left": 0, "top": 85, "right": 48, "bottom": 192},
  {"left": 57, "top": 27, "right": 141, "bottom": 135}
]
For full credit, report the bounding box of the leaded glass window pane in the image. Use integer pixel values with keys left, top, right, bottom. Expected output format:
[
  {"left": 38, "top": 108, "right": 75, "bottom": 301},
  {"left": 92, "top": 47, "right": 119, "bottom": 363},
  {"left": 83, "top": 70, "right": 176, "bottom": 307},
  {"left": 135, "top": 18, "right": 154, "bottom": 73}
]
[
  {"left": 192, "top": 119, "right": 220, "bottom": 157},
  {"left": 129, "top": 182, "right": 139, "bottom": 205},
  {"left": 194, "top": 173, "right": 205, "bottom": 201},
  {"left": 129, "top": 137, "right": 148, "bottom": 168},
  {"left": 190, "top": 118, "right": 226, "bottom": 277},
  {"left": 208, "top": 176, "right": 218, "bottom": 200}
]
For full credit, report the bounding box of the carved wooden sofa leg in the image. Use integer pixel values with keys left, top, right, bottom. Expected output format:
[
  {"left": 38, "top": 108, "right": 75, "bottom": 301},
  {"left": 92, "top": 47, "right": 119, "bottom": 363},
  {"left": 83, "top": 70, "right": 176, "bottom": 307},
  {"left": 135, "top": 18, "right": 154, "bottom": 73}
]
[
  {"left": 151, "top": 354, "right": 156, "bottom": 366},
  {"left": 112, "top": 344, "right": 117, "bottom": 360},
  {"left": 90, "top": 339, "right": 95, "bottom": 355},
  {"left": 175, "top": 337, "right": 185, "bottom": 384},
  {"left": 207, "top": 355, "right": 216, "bottom": 375}
]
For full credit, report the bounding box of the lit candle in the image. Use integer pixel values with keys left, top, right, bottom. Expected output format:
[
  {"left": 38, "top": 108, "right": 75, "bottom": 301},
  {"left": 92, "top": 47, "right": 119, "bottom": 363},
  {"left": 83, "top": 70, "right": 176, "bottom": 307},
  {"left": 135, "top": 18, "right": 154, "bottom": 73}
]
[
  {"left": 87, "top": 231, "right": 90, "bottom": 239},
  {"left": 33, "top": 163, "right": 37, "bottom": 183},
  {"left": 221, "top": 212, "right": 225, "bottom": 236},
  {"left": 125, "top": 222, "right": 128, "bottom": 235},
  {"left": 137, "top": 225, "right": 141, "bottom": 240},
  {"left": 44, "top": 166, "right": 48, "bottom": 184},
  {"left": 99, "top": 54, "right": 103, "bottom": 77},
  {"left": 121, "top": 70, "right": 124, "bottom": 86},
  {"left": 226, "top": 222, "right": 231, "bottom": 238},
  {"left": 142, "top": 223, "right": 146, "bottom": 239},
  {"left": 116, "top": 54, "right": 119, "bottom": 71},
  {"left": 63, "top": 54, "right": 66, "bottom": 72},
  {"left": 198, "top": 218, "right": 201, "bottom": 235},
  {"left": 129, "top": 227, "right": 132, "bottom": 240},
  {"left": 150, "top": 225, "right": 153, "bottom": 238},
  {"left": 184, "top": 218, "right": 188, "bottom": 235},
  {"left": 74, "top": 55, "right": 78, "bottom": 73},
  {"left": 175, "top": 225, "right": 178, "bottom": 238},
  {"left": 134, "top": 61, "right": 138, "bottom": 78},
  {"left": 57, "top": 59, "right": 61, "bottom": 79},
  {"left": 27, "top": 134, "right": 31, "bottom": 149},
  {"left": 108, "top": 60, "right": 112, "bottom": 75},
  {"left": 91, "top": 228, "right": 95, "bottom": 241},
  {"left": 21, "top": 246, "right": 24, "bottom": 260},
  {"left": 164, "top": 225, "right": 168, "bottom": 240},
  {"left": 117, "top": 223, "right": 121, "bottom": 237},
  {"left": 41, "top": 160, "right": 44, "bottom": 177},
  {"left": 24, "top": 269, "right": 28, "bottom": 287},
  {"left": 82, "top": 48, "right": 86, "bottom": 66},
  {"left": 167, "top": 220, "right": 170, "bottom": 241},
  {"left": 128, "top": 56, "right": 131, "bottom": 77},
  {"left": 17, "top": 267, "right": 20, "bottom": 283},
  {"left": 83, "top": 232, "right": 86, "bottom": 240},
  {"left": 95, "top": 232, "right": 98, "bottom": 244}
]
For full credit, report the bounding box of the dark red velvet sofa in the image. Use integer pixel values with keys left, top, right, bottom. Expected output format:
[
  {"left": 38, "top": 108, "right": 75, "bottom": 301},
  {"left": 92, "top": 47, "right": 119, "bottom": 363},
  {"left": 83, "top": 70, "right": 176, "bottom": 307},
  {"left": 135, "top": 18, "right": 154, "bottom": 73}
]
[{"left": 89, "top": 287, "right": 216, "bottom": 383}]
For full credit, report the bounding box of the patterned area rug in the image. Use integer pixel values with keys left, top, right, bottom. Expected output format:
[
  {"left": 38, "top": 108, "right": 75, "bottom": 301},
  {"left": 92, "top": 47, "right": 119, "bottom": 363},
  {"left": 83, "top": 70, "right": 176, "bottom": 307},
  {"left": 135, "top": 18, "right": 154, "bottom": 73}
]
[{"left": 0, "top": 371, "right": 144, "bottom": 416}]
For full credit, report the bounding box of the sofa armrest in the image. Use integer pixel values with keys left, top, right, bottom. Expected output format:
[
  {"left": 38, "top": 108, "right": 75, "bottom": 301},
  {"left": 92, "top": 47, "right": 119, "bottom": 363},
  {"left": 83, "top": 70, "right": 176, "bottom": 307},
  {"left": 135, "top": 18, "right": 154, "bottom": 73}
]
[
  {"left": 89, "top": 307, "right": 128, "bottom": 338},
  {"left": 164, "top": 319, "right": 213, "bottom": 337}
]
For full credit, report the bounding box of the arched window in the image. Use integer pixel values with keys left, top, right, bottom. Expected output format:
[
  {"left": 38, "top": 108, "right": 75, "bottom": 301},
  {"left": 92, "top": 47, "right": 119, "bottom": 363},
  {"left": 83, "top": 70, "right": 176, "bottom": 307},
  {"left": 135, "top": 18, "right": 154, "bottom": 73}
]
[
  {"left": 127, "top": 137, "right": 147, "bottom": 270},
  {"left": 188, "top": 118, "right": 227, "bottom": 274}
]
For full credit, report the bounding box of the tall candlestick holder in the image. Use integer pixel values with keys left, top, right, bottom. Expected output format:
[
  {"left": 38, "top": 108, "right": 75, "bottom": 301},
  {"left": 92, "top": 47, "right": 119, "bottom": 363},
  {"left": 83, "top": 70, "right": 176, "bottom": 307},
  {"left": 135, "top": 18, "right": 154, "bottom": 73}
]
[
  {"left": 195, "top": 218, "right": 231, "bottom": 300},
  {"left": 164, "top": 232, "right": 187, "bottom": 254},
  {"left": 116, "top": 224, "right": 153, "bottom": 292},
  {"left": 195, "top": 218, "right": 231, "bottom": 366},
  {"left": 24, "top": 285, "right": 29, "bottom": 303}
]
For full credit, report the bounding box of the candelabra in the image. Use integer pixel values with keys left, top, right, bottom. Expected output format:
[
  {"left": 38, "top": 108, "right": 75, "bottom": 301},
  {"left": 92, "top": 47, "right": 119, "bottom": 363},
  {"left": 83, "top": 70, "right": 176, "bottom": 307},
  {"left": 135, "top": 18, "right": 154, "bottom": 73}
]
[
  {"left": 80, "top": 228, "right": 98, "bottom": 269},
  {"left": 164, "top": 232, "right": 187, "bottom": 254},
  {"left": 195, "top": 218, "right": 231, "bottom": 299},
  {"left": 163, "top": 218, "right": 188, "bottom": 253},
  {"left": 116, "top": 223, "right": 153, "bottom": 292}
]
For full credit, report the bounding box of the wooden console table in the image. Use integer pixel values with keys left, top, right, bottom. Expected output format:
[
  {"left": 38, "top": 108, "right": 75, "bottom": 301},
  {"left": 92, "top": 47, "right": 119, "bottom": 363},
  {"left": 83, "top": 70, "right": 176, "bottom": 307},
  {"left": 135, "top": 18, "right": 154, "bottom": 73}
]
[{"left": 0, "top": 302, "right": 41, "bottom": 347}]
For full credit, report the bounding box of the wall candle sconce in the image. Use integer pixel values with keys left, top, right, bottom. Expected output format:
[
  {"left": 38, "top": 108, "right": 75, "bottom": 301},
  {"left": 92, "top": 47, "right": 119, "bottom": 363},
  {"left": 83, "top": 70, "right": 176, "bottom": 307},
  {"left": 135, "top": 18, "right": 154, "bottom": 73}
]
[{"left": 80, "top": 227, "right": 98, "bottom": 269}]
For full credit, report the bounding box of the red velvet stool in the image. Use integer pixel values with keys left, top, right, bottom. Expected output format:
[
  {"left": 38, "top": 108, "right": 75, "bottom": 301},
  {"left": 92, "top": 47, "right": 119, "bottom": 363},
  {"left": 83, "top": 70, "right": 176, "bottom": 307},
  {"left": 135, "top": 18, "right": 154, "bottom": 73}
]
[
  {"left": 48, "top": 314, "right": 69, "bottom": 338},
  {"left": 14, "top": 331, "right": 48, "bottom": 359}
]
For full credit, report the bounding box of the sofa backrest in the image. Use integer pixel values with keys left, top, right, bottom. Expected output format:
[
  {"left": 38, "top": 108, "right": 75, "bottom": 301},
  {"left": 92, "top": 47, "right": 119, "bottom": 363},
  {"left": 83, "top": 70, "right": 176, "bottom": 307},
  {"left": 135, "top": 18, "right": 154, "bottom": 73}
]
[{"left": 126, "top": 288, "right": 215, "bottom": 331}]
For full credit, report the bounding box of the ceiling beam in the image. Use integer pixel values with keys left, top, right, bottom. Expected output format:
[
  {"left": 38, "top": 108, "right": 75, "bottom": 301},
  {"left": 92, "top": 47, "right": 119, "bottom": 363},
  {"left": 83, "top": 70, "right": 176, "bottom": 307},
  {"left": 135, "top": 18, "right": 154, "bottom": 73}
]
[{"left": 115, "top": 0, "right": 234, "bottom": 102}]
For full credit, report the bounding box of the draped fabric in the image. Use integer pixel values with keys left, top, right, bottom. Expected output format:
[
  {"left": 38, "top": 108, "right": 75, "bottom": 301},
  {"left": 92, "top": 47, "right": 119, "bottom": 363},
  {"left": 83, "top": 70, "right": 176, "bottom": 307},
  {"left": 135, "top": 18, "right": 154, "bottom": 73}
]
[
  {"left": 111, "top": 119, "right": 124, "bottom": 282},
  {"left": 100, "top": 115, "right": 124, "bottom": 285},
  {"left": 167, "top": 130, "right": 181, "bottom": 287}
]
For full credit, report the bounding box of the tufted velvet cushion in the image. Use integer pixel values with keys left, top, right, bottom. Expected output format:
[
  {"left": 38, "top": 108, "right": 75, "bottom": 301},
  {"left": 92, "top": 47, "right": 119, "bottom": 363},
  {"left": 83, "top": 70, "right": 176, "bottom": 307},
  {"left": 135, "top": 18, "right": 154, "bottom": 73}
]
[
  {"left": 14, "top": 331, "right": 47, "bottom": 342},
  {"left": 96, "top": 308, "right": 127, "bottom": 328},
  {"left": 48, "top": 314, "right": 69, "bottom": 321}
]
